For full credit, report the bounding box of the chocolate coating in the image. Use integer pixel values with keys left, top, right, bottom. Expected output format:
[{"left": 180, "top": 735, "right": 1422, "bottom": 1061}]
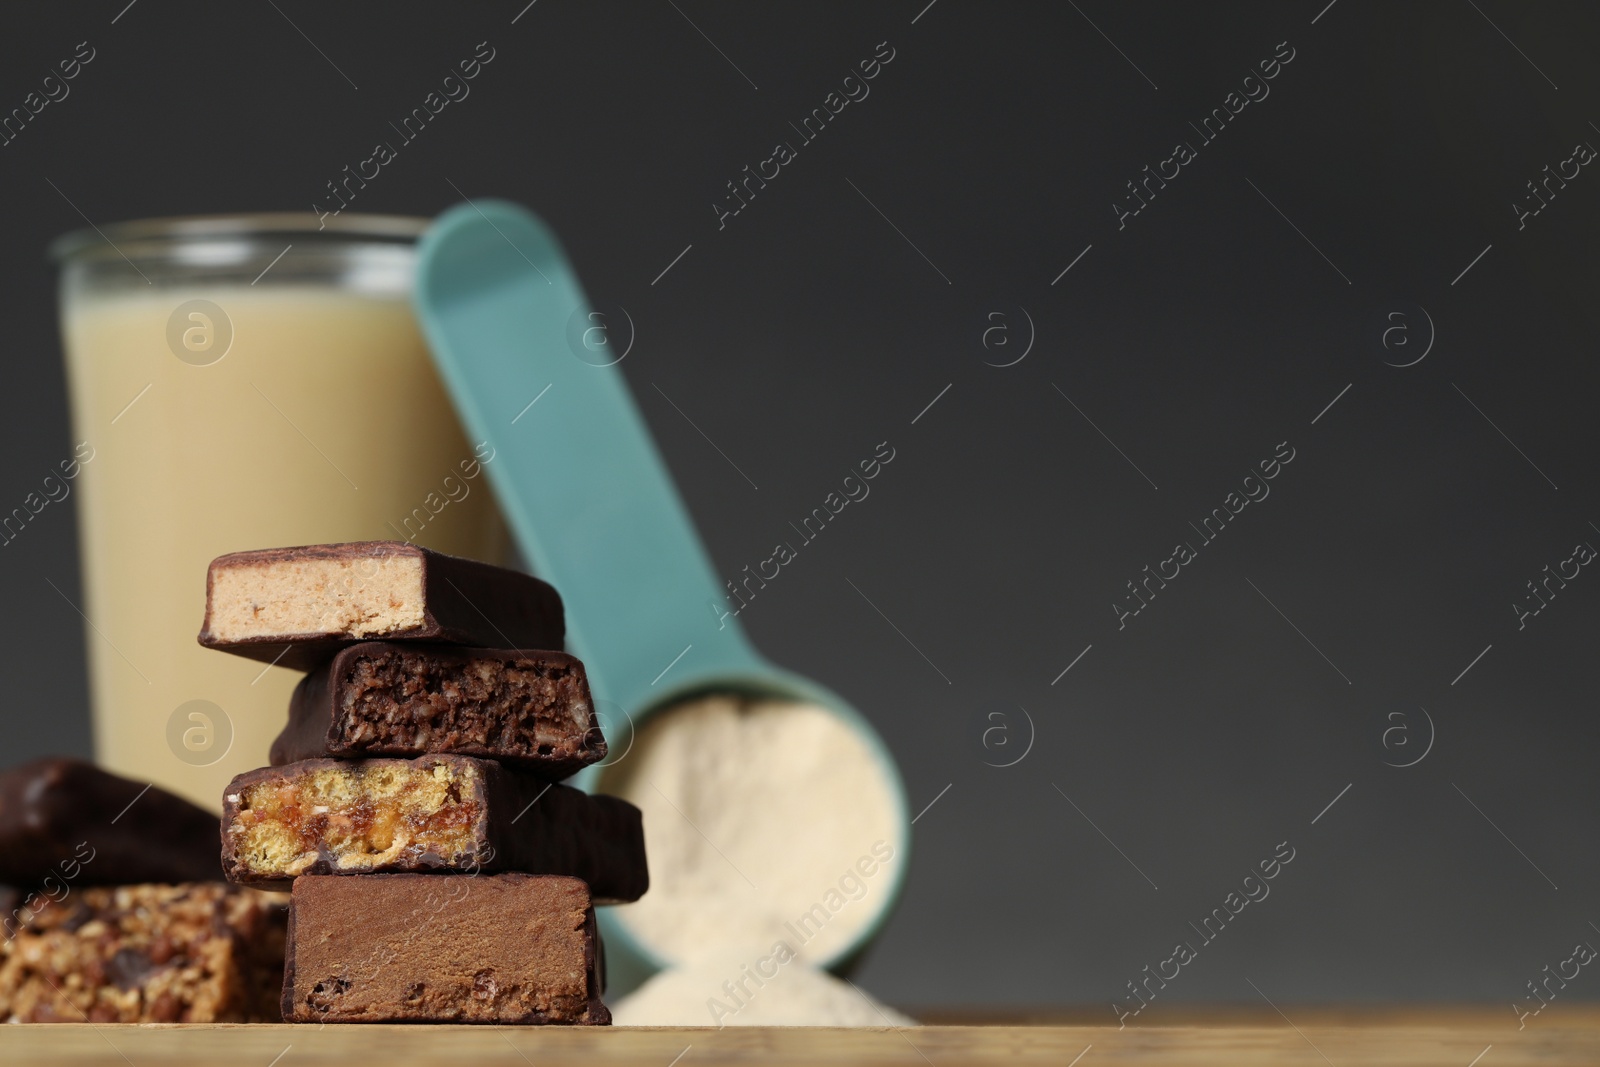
[
  {"left": 197, "top": 541, "right": 565, "bottom": 670},
  {"left": 220, "top": 756, "right": 647, "bottom": 902},
  {"left": 271, "top": 643, "right": 606, "bottom": 775},
  {"left": 281, "top": 873, "right": 609, "bottom": 1024},
  {"left": 0, "top": 758, "right": 222, "bottom": 887}
]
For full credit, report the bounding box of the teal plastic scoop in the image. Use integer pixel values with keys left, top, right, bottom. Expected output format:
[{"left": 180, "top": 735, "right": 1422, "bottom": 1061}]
[{"left": 411, "top": 200, "right": 910, "bottom": 991}]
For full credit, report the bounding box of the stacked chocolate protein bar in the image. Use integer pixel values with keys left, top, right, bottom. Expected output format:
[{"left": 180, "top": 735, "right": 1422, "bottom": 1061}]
[{"left": 200, "top": 541, "right": 647, "bottom": 1025}]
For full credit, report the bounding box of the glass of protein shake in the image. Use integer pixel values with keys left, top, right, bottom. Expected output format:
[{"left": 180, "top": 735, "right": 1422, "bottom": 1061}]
[{"left": 51, "top": 215, "right": 508, "bottom": 809}]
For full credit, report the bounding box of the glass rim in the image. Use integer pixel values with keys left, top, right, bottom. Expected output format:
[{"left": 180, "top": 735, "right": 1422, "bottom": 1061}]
[{"left": 48, "top": 212, "right": 431, "bottom": 263}]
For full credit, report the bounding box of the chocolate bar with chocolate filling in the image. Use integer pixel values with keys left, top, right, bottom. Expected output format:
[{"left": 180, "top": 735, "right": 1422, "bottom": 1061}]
[
  {"left": 198, "top": 541, "right": 565, "bottom": 670},
  {"left": 282, "top": 873, "right": 608, "bottom": 1024},
  {"left": 220, "top": 756, "right": 647, "bottom": 902},
  {"left": 270, "top": 643, "right": 606, "bottom": 776}
]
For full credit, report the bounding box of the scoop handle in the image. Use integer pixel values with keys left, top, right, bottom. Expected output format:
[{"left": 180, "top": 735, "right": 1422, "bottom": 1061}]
[{"left": 412, "top": 200, "right": 763, "bottom": 713}]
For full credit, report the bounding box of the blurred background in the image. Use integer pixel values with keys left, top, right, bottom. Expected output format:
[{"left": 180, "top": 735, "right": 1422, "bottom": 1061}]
[{"left": 3, "top": 0, "right": 1599, "bottom": 1013}]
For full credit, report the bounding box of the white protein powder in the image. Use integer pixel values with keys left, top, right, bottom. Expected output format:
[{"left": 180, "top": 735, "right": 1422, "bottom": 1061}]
[
  {"left": 600, "top": 694, "right": 902, "bottom": 967},
  {"left": 613, "top": 950, "right": 916, "bottom": 1027}
]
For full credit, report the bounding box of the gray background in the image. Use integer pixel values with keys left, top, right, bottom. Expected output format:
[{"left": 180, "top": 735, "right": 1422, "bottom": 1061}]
[{"left": 3, "top": 0, "right": 1599, "bottom": 1016}]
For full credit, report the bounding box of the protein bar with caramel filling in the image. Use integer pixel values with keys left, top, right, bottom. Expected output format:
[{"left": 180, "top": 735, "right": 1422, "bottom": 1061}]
[{"left": 220, "top": 756, "right": 646, "bottom": 902}]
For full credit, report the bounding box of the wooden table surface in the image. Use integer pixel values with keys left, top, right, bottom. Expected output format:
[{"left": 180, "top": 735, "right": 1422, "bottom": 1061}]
[{"left": 2, "top": 1006, "right": 1594, "bottom": 1065}]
